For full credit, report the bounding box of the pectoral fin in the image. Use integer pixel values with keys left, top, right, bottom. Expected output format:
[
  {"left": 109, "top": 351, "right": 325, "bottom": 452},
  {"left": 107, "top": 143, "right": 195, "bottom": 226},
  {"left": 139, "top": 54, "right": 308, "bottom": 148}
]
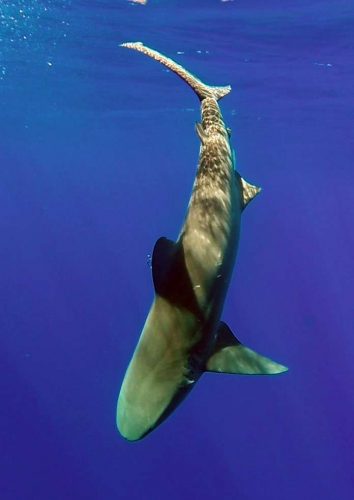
[{"left": 206, "top": 322, "right": 288, "bottom": 375}]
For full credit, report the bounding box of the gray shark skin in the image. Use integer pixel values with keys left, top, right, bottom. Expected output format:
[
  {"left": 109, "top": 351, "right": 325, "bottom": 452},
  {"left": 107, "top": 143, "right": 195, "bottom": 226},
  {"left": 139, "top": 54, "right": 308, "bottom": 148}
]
[{"left": 117, "top": 42, "right": 287, "bottom": 441}]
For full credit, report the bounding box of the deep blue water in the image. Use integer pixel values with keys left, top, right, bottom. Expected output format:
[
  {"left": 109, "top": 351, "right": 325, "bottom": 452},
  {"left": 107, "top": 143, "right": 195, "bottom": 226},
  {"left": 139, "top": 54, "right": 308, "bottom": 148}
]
[{"left": 1, "top": 1, "right": 354, "bottom": 499}]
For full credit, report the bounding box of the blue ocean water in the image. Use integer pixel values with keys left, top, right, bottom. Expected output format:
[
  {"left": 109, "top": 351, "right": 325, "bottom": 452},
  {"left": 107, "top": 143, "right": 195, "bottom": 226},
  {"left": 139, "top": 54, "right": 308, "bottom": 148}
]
[{"left": 1, "top": 0, "right": 354, "bottom": 498}]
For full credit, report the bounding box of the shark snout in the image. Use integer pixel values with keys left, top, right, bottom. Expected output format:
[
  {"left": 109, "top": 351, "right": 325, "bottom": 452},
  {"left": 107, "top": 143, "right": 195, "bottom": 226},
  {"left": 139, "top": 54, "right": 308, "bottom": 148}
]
[{"left": 116, "top": 393, "right": 150, "bottom": 442}]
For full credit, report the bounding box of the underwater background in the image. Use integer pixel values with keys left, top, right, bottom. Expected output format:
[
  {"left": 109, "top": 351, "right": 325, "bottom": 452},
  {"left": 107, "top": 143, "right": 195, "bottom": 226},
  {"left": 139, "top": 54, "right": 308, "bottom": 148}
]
[{"left": 1, "top": 0, "right": 354, "bottom": 498}]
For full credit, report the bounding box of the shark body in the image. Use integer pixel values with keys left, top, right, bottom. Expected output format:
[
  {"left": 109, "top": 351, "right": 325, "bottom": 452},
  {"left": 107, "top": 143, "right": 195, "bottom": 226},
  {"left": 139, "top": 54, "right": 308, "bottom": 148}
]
[{"left": 117, "top": 42, "right": 287, "bottom": 441}]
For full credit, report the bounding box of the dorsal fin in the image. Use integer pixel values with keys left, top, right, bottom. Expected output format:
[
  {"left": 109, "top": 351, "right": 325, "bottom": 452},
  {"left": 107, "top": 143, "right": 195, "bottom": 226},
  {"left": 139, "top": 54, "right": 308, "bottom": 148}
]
[
  {"left": 151, "top": 237, "right": 203, "bottom": 320},
  {"left": 151, "top": 237, "right": 177, "bottom": 296},
  {"left": 120, "top": 42, "right": 231, "bottom": 102}
]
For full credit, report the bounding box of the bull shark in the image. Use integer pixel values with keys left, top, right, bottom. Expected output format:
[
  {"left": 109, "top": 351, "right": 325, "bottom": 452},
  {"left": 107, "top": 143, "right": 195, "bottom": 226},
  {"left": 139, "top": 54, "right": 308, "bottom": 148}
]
[{"left": 117, "top": 42, "right": 287, "bottom": 441}]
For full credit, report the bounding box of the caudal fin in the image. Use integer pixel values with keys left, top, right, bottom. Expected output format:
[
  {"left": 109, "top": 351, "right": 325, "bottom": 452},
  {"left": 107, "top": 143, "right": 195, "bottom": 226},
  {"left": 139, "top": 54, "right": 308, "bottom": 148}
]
[{"left": 120, "top": 42, "right": 231, "bottom": 101}]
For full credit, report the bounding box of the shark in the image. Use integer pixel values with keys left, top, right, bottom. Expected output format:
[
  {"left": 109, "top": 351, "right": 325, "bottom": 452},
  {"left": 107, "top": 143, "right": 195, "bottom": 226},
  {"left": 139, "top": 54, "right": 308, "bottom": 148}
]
[{"left": 117, "top": 42, "right": 287, "bottom": 441}]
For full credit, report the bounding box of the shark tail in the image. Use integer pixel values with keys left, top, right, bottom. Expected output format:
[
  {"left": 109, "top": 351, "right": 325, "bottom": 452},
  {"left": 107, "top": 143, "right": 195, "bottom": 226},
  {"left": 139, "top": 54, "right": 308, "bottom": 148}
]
[{"left": 120, "top": 42, "right": 231, "bottom": 101}]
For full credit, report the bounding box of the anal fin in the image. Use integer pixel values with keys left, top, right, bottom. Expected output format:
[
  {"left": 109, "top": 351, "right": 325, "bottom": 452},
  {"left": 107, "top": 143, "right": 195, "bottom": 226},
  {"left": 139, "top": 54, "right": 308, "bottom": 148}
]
[
  {"left": 236, "top": 173, "right": 261, "bottom": 210},
  {"left": 206, "top": 322, "right": 288, "bottom": 375}
]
